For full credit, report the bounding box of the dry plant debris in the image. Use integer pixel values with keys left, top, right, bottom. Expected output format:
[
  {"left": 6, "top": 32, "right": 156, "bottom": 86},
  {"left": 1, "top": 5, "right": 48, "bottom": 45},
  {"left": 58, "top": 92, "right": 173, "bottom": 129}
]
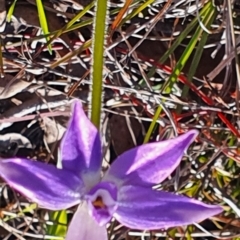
[{"left": 0, "top": 0, "right": 238, "bottom": 239}]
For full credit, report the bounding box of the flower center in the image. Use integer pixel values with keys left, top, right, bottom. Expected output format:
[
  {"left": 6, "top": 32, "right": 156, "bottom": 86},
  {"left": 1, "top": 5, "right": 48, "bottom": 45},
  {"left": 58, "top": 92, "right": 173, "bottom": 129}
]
[
  {"left": 85, "top": 182, "right": 118, "bottom": 226},
  {"left": 92, "top": 196, "right": 106, "bottom": 209}
]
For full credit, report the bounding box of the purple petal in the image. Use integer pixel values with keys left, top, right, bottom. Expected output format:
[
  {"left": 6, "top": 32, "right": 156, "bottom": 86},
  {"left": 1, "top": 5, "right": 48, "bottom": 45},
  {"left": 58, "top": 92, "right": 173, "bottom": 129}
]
[
  {"left": 0, "top": 158, "right": 83, "bottom": 210},
  {"left": 114, "top": 185, "right": 222, "bottom": 230},
  {"left": 66, "top": 202, "right": 108, "bottom": 240},
  {"left": 61, "top": 100, "right": 102, "bottom": 186},
  {"left": 104, "top": 130, "right": 198, "bottom": 187}
]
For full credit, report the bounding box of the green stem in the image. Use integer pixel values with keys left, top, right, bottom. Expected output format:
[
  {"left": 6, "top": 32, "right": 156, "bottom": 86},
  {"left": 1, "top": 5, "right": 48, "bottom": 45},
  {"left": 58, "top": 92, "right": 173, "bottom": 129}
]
[{"left": 90, "top": 0, "right": 108, "bottom": 129}]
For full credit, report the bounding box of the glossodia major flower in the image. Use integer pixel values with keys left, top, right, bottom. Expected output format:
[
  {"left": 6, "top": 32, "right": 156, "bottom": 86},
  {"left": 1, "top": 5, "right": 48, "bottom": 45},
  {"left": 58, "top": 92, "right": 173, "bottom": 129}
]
[{"left": 0, "top": 100, "right": 222, "bottom": 239}]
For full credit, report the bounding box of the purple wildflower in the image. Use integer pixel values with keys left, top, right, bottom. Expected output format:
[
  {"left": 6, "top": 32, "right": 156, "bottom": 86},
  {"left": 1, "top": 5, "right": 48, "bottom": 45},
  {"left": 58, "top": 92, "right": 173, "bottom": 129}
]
[{"left": 0, "top": 100, "right": 222, "bottom": 239}]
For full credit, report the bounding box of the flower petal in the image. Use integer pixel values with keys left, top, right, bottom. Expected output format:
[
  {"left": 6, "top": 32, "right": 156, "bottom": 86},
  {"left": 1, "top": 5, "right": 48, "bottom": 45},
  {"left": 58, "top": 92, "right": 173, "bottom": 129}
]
[
  {"left": 61, "top": 100, "right": 102, "bottom": 185},
  {"left": 104, "top": 130, "right": 198, "bottom": 187},
  {"left": 0, "top": 158, "right": 83, "bottom": 210},
  {"left": 114, "top": 185, "right": 222, "bottom": 230},
  {"left": 66, "top": 202, "right": 108, "bottom": 240}
]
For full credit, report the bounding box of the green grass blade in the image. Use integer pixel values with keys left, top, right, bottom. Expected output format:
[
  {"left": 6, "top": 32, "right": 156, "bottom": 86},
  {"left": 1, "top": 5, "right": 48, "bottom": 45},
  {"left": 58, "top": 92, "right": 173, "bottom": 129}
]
[
  {"left": 143, "top": 105, "right": 163, "bottom": 143},
  {"left": 36, "top": 0, "right": 52, "bottom": 54},
  {"left": 47, "top": 210, "right": 67, "bottom": 240},
  {"left": 65, "top": 1, "right": 95, "bottom": 30},
  {"left": 18, "top": 6, "right": 124, "bottom": 48},
  {"left": 50, "top": 39, "right": 91, "bottom": 69},
  {"left": 90, "top": 0, "right": 109, "bottom": 128},
  {"left": 162, "top": 1, "right": 214, "bottom": 94},
  {"left": 158, "top": 17, "right": 199, "bottom": 64},
  {"left": 121, "top": 0, "right": 155, "bottom": 24},
  {"left": 180, "top": 5, "right": 217, "bottom": 101},
  {"left": 139, "top": 4, "right": 209, "bottom": 87},
  {"left": 144, "top": 2, "right": 215, "bottom": 143},
  {"left": 48, "top": 1, "right": 95, "bottom": 47},
  {"left": 7, "top": 0, "right": 17, "bottom": 22}
]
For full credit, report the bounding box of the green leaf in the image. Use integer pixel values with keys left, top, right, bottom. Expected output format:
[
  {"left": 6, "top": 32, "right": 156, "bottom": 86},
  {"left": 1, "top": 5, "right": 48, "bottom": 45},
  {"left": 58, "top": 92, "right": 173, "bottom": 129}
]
[{"left": 36, "top": 0, "right": 52, "bottom": 54}]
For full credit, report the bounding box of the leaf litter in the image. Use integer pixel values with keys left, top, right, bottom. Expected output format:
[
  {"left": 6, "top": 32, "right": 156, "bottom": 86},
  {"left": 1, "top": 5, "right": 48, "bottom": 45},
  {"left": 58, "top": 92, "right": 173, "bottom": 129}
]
[{"left": 0, "top": 0, "right": 239, "bottom": 239}]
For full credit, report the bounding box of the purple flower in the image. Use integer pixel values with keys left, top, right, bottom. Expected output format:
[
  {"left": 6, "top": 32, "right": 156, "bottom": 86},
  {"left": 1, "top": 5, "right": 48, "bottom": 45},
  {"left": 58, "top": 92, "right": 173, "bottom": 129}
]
[{"left": 0, "top": 100, "right": 222, "bottom": 239}]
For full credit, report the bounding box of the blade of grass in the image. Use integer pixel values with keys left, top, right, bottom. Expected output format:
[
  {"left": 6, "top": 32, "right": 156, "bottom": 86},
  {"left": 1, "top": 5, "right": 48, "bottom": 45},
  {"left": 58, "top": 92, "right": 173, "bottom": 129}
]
[
  {"left": 50, "top": 39, "right": 91, "bottom": 69},
  {"left": 44, "top": 1, "right": 95, "bottom": 51},
  {"left": 143, "top": 2, "right": 215, "bottom": 143},
  {"left": 47, "top": 210, "right": 67, "bottom": 240},
  {"left": 7, "top": 0, "right": 17, "bottom": 22},
  {"left": 138, "top": 3, "right": 207, "bottom": 87},
  {"left": 17, "top": 6, "right": 123, "bottom": 50},
  {"left": 143, "top": 105, "right": 162, "bottom": 143},
  {"left": 162, "top": 1, "right": 214, "bottom": 94},
  {"left": 36, "top": 0, "right": 52, "bottom": 54},
  {"left": 116, "top": 46, "right": 240, "bottom": 138},
  {"left": 142, "top": 3, "right": 210, "bottom": 85},
  {"left": 177, "top": 4, "right": 217, "bottom": 112},
  {"left": 90, "top": 0, "right": 109, "bottom": 128},
  {"left": 121, "top": 0, "right": 156, "bottom": 24}
]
